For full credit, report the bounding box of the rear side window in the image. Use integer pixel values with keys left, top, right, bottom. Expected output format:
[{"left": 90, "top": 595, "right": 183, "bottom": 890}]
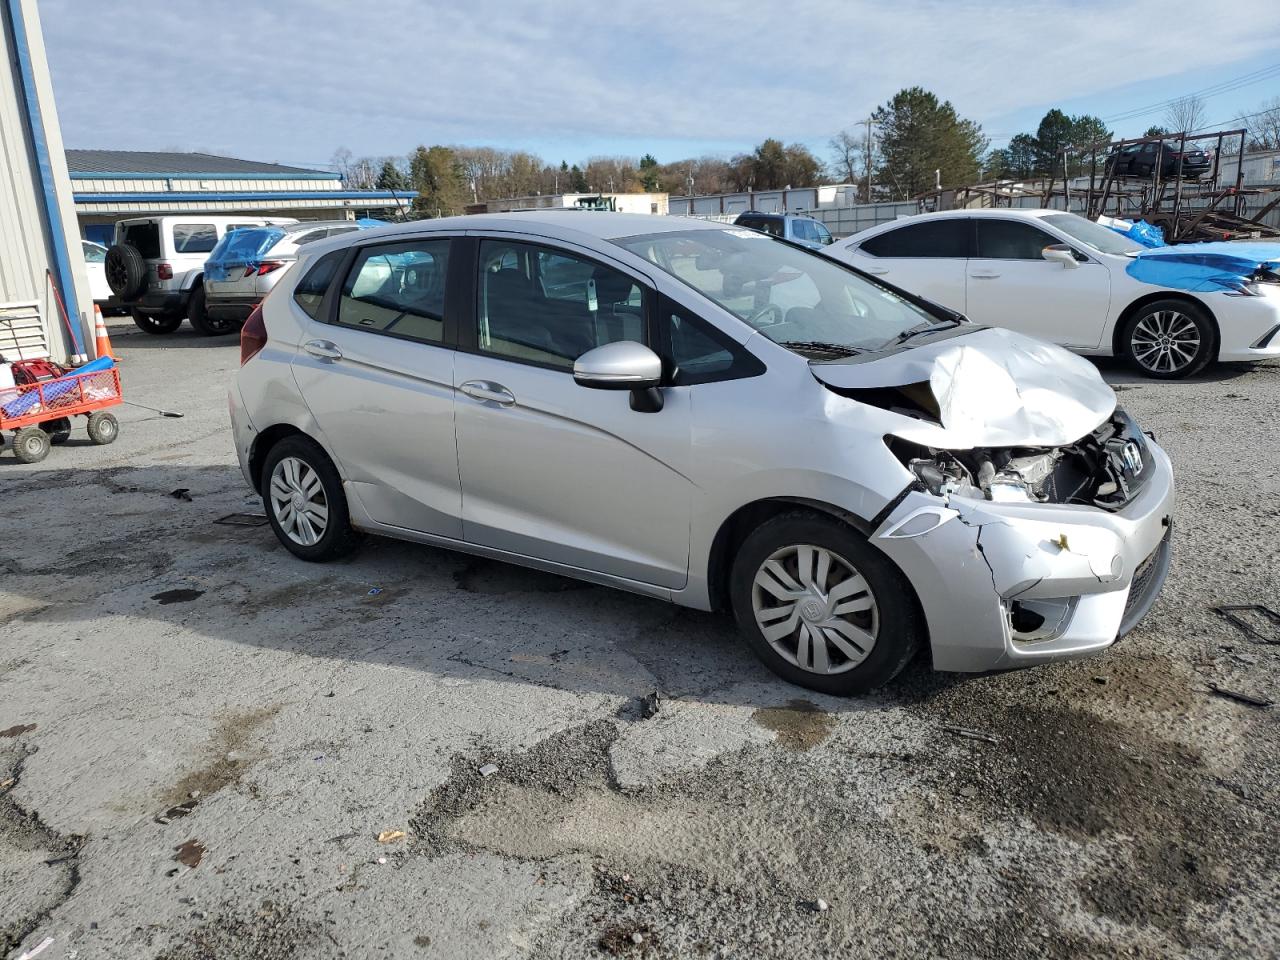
[
  {"left": 293, "top": 250, "right": 343, "bottom": 319},
  {"left": 860, "top": 220, "right": 970, "bottom": 258},
  {"left": 120, "top": 222, "right": 161, "bottom": 259},
  {"left": 172, "top": 223, "right": 218, "bottom": 254},
  {"left": 336, "top": 239, "right": 451, "bottom": 344},
  {"left": 975, "top": 220, "right": 1057, "bottom": 260}
]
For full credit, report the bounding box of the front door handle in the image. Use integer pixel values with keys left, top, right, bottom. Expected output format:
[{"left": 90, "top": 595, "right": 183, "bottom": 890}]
[
  {"left": 969, "top": 271, "right": 1001, "bottom": 280},
  {"left": 303, "top": 339, "right": 343, "bottom": 361},
  {"left": 460, "top": 380, "right": 516, "bottom": 406},
  {"left": 865, "top": 266, "right": 890, "bottom": 275}
]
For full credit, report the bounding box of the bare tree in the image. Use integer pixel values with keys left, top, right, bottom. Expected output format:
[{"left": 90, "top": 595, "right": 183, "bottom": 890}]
[
  {"left": 828, "top": 130, "right": 862, "bottom": 184},
  {"left": 1244, "top": 97, "right": 1280, "bottom": 151},
  {"left": 1163, "top": 95, "right": 1206, "bottom": 135}
]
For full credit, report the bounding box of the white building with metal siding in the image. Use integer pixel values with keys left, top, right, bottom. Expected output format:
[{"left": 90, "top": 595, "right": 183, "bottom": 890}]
[
  {"left": 1, "top": 0, "right": 93, "bottom": 363},
  {"left": 66, "top": 150, "right": 415, "bottom": 246}
]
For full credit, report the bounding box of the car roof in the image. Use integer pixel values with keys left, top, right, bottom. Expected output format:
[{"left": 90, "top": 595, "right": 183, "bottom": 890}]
[
  {"left": 846, "top": 208, "right": 1070, "bottom": 242},
  {"left": 305, "top": 211, "right": 728, "bottom": 254}
]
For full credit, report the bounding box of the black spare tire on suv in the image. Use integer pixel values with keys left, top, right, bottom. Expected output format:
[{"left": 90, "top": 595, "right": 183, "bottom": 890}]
[{"left": 105, "top": 244, "right": 148, "bottom": 300}]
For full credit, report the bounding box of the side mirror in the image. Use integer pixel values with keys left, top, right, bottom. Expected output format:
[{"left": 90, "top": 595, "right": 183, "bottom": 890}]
[
  {"left": 573, "top": 341, "right": 665, "bottom": 412},
  {"left": 1041, "top": 244, "right": 1080, "bottom": 269}
]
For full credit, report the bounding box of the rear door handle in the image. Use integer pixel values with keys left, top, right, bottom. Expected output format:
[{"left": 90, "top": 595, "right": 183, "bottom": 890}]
[
  {"left": 303, "top": 339, "right": 343, "bottom": 361},
  {"left": 460, "top": 380, "right": 516, "bottom": 406},
  {"left": 865, "top": 267, "right": 890, "bottom": 275},
  {"left": 969, "top": 272, "right": 1001, "bottom": 279}
]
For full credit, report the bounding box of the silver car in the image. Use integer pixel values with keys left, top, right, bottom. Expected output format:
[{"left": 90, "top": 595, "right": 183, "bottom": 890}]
[{"left": 229, "top": 212, "right": 1175, "bottom": 695}]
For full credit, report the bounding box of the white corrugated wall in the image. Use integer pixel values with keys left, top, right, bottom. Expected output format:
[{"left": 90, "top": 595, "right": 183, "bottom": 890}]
[{"left": 0, "top": 0, "right": 92, "bottom": 362}]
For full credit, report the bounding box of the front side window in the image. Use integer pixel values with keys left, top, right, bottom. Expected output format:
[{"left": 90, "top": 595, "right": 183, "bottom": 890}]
[
  {"left": 859, "top": 219, "right": 970, "bottom": 258},
  {"left": 82, "top": 242, "right": 106, "bottom": 263},
  {"left": 477, "top": 240, "right": 645, "bottom": 370},
  {"left": 336, "top": 239, "right": 450, "bottom": 343},
  {"left": 814, "top": 222, "right": 833, "bottom": 245},
  {"left": 615, "top": 227, "right": 943, "bottom": 357},
  {"left": 974, "top": 219, "right": 1058, "bottom": 260},
  {"left": 172, "top": 223, "right": 218, "bottom": 254}
]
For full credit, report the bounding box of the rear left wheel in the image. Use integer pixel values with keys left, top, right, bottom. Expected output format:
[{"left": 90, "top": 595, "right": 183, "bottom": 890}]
[
  {"left": 729, "top": 511, "right": 922, "bottom": 696},
  {"left": 131, "top": 309, "right": 183, "bottom": 335},
  {"left": 261, "top": 435, "right": 363, "bottom": 562}
]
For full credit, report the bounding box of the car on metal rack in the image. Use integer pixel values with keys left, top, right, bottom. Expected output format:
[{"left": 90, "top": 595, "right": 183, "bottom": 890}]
[
  {"left": 822, "top": 208, "right": 1280, "bottom": 378},
  {"left": 1106, "top": 141, "right": 1212, "bottom": 179},
  {"left": 230, "top": 212, "right": 1174, "bottom": 695}
]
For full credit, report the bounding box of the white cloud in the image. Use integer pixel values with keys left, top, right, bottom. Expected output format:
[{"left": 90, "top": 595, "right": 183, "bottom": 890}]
[{"left": 36, "top": 0, "right": 1280, "bottom": 163}]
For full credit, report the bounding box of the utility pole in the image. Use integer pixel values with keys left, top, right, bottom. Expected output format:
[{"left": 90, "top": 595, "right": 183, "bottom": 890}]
[{"left": 857, "top": 118, "right": 878, "bottom": 203}]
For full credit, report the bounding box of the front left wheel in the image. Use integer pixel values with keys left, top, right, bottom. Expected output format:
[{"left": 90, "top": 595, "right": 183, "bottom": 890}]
[
  {"left": 729, "top": 511, "right": 923, "bottom": 696},
  {"left": 261, "top": 435, "right": 363, "bottom": 562}
]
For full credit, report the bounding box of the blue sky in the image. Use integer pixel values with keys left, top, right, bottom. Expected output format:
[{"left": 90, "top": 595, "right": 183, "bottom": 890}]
[{"left": 38, "top": 0, "right": 1280, "bottom": 173}]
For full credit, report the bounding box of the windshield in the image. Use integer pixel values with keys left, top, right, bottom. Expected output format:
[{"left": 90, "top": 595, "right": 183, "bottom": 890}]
[
  {"left": 613, "top": 227, "right": 944, "bottom": 355},
  {"left": 1043, "top": 213, "right": 1144, "bottom": 257}
]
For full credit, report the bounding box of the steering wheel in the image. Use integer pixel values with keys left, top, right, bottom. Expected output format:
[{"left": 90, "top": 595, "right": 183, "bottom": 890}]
[{"left": 747, "top": 303, "right": 785, "bottom": 326}]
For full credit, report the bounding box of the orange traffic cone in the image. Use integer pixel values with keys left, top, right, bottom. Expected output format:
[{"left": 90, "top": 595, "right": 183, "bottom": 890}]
[{"left": 93, "top": 305, "right": 116, "bottom": 360}]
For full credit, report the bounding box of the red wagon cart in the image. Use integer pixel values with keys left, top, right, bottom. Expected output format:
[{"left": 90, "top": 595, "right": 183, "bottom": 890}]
[{"left": 0, "top": 362, "right": 122, "bottom": 463}]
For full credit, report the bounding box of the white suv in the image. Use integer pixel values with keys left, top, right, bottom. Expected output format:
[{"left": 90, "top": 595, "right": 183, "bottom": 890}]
[{"left": 106, "top": 215, "right": 295, "bottom": 335}]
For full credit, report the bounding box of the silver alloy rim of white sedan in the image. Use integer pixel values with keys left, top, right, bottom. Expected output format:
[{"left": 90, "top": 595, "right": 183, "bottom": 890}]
[
  {"left": 269, "top": 456, "right": 329, "bottom": 546},
  {"left": 751, "top": 544, "right": 879, "bottom": 675},
  {"left": 1130, "top": 310, "right": 1201, "bottom": 374}
]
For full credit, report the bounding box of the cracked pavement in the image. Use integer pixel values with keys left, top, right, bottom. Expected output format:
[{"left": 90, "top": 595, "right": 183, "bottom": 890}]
[{"left": 1, "top": 318, "right": 1277, "bottom": 959}]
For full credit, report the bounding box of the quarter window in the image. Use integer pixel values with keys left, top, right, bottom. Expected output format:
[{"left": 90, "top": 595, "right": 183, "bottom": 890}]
[
  {"left": 859, "top": 219, "right": 970, "bottom": 258},
  {"left": 664, "top": 298, "right": 764, "bottom": 385},
  {"left": 975, "top": 220, "right": 1057, "bottom": 260},
  {"left": 336, "top": 239, "right": 450, "bottom": 343},
  {"left": 293, "top": 250, "right": 343, "bottom": 319},
  {"left": 477, "top": 240, "right": 646, "bottom": 370},
  {"left": 172, "top": 223, "right": 218, "bottom": 254}
]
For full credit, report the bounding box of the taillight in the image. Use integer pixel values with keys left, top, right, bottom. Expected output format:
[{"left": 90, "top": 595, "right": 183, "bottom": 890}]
[
  {"left": 240, "top": 304, "right": 267, "bottom": 365},
  {"left": 156, "top": 262, "right": 173, "bottom": 280},
  {"left": 243, "top": 266, "right": 258, "bottom": 278},
  {"left": 257, "top": 261, "right": 285, "bottom": 276}
]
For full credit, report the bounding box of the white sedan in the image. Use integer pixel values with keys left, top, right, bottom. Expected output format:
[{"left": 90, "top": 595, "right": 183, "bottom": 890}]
[{"left": 823, "top": 209, "right": 1280, "bottom": 378}]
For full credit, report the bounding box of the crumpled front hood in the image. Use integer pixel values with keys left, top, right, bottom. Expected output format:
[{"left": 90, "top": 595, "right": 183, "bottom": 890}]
[
  {"left": 812, "top": 327, "right": 1116, "bottom": 448},
  {"left": 1127, "top": 241, "right": 1280, "bottom": 293}
]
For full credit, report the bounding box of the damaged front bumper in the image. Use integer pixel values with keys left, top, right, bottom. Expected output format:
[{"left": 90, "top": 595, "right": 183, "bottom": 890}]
[{"left": 871, "top": 439, "right": 1175, "bottom": 672}]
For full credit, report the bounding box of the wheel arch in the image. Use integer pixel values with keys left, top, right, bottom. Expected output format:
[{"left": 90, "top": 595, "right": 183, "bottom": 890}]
[
  {"left": 248, "top": 423, "right": 307, "bottom": 494},
  {"left": 1112, "top": 291, "right": 1220, "bottom": 360},
  {"left": 705, "top": 497, "right": 875, "bottom": 612}
]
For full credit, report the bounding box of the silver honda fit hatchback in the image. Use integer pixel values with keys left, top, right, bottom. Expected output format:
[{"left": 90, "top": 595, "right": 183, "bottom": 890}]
[{"left": 229, "top": 212, "right": 1174, "bottom": 695}]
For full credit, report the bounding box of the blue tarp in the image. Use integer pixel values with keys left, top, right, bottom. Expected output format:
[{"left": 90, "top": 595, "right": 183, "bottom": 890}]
[
  {"left": 1127, "top": 241, "right": 1280, "bottom": 293},
  {"left": 204, "top": 227, "right": 287, "bottom": 282}
]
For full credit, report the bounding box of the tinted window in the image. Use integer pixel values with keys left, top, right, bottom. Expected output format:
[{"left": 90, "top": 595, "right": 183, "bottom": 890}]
[
  {"left": 791, "top": 220, "right": 813, "bottom": 241},
  {"left": 478, "top": 240, "right": 645, "bottom": 370},
  {"left": 82, "top": 241, "right": 106, "bottom": 263},
  {"left": 292, "top": 230, "right": 328, "bottom": 246},
  {"left": 664, "top": 298, "right": 764, "bottom": 385},
  {"left": 860, "top": 219, "right": 970, "bottom": 258},
  {"left": 172, "top": 223, "right": 218, "bottom": 254},
  {"left": 120, "top": 222, "right": 161, "bottom": 259},
  {"left": 975, "top": 220, "right": 1057, "bottom": 260},
  {"left": 293, "top": 250, "right": 343, "bottom": 319},
  {"left": 336, "top": 240, "right": 450, "bottom": 343}
]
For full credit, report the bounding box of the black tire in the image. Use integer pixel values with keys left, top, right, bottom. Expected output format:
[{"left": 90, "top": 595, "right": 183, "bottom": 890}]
[
  {"left": 261, "top": 434, "right": 363, "bottom": 562},
  {"left": 12, "top": 426, "right": 51, "bottom": 464},
  {"left": 1121, "top": 298, "right": 1215, "bottom": 380},
  {"left": 46, "top": 417, "right": 72, "bottom": 444},
  {"left": 87, "top": 411, "right": 118, "bottom": 445},
  {"left": 131, "top": 309, "right": 183, "bottom": 335},
  {"left": 105, "top": 244, "right": 148, "bottom": 299},
  {"left": 729, "top": 510, "right": 922, "bottom": 696},
  {"left": 186, "top": 285, "right": 241, "bottom": 336}
]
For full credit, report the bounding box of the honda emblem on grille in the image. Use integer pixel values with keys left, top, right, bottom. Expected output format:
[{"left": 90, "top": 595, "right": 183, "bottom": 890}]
[{"left": 1121, "top": 441, "right": 1144, "bottom": 475}]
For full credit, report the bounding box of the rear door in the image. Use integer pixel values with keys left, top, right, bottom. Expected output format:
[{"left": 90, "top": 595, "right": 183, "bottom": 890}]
[
  {"left": 290, "top": 237, "right": 463, "bottom": 537},
  {"left": 452, "top": 235, "right": 693, "bottom": 589},
  {"left": 966, "top": 218, "right": 1111, "bottom": 347},
  {"left": 851, "top": 218, "right": 970, "bottom": 312}
]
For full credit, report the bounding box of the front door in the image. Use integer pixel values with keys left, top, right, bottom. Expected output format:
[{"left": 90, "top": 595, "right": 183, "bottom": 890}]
[
  {"left": 291, "top": 237, "right": 463, "bottom": 537},
  {"left": 966, "top": 218, "right": 1112, "bottom": 348},
  {"left": 452, "top": 236, "right": 693, "bottom": 589}
]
